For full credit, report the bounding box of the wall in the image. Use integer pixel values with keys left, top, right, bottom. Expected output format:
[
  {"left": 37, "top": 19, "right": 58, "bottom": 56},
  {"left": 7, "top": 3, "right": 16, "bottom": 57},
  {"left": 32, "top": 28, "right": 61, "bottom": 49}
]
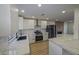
[
  {"left": 0, "top": 5, "right": 19, "bottom": 37},
  {"left": 0, "top": 5, "right": 11, "bottom": 37},
  {"left": 74, "top": 8, "right": 79, "bottom": 40},
  {"left": 64, "top": 22, "right": 68, "bottom": 34},
  {"left": 0, "top": 4, "right": 11, "bottom": 54},
  {"left": 55, "top": 21, "right": 64, "bottom": 33},
  {"left": 64, "top": 22, "right": 74, "bottom": 34},
  {"left": 67, "top": 22, "right": 73, "bottom": 34},
  {"left": 10, "top": 5, "right": 19, "bottom": 35}
]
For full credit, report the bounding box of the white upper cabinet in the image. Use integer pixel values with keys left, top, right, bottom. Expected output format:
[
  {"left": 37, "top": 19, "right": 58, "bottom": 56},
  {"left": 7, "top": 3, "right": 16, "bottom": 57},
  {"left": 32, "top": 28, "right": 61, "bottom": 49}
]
[
  {"left": 18, "top": 17, "right": 23, "bottom": 30},
  {"left": 41, "top": 21, "right": 47, "bottom": 29},
  {"left": 47, "top": 21, "right": 55, "bottom": 25},
  {"left": 23, "top": 20, "right": 47, "bottom": 29},
  {"left": 23, "top": 19, "right": 35, "bottom": 29}
]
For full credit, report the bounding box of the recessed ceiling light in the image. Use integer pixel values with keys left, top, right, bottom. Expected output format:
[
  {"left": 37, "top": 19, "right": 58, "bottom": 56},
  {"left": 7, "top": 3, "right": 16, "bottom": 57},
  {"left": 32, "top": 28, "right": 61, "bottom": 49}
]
[
  {"left": 32, "top": 16, "right": 35, "bottom": 18},
  {"left": 46, "top": 18, "right": 49, "bottom": 20},
  {"left": 56, "top": 19, "right": 59, "bottom": 21},
  {"left": 62, "top": 10, "right": 66, "bottom": 13},
  {"left": 21, "top": 10, "right": 24, "bottom": 13},
  {"left": 15, "top": 8, "right": 19, "bottom": 12},
  {"left": 38, "top": 4, "right": 42, "bottom": 7}
]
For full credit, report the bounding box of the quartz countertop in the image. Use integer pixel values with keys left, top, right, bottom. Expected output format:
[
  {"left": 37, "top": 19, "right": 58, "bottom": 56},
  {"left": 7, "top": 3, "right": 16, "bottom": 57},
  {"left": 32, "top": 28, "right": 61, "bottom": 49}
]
[{"left": 49, "top": 34, "right": 79, "bottom": 55}]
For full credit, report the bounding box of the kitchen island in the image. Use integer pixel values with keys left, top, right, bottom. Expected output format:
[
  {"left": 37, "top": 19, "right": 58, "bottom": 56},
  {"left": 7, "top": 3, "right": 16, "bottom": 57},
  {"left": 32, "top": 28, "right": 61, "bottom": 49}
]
[
  {"left": 49, "top": 34, "right": 79, "bottom": 55},
  {"left": 9, "top": 34, "right": 30, "bottom": 55}
]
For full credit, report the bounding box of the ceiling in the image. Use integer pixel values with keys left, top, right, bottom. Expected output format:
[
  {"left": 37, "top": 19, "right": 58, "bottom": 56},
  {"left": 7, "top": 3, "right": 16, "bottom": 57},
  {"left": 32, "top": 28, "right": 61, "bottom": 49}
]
[{"left": 15, "top": 4, "right": 79, "bottom": 21}]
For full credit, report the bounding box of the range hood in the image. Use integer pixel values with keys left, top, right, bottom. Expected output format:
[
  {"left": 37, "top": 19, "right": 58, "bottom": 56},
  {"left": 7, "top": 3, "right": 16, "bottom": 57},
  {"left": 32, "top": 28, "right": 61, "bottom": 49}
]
[
  {"left": 34, "top": 19, "right": 41, "bottom": 30},
  {"left": 35, "top": 19, "right": 41, "bottom": 27}
]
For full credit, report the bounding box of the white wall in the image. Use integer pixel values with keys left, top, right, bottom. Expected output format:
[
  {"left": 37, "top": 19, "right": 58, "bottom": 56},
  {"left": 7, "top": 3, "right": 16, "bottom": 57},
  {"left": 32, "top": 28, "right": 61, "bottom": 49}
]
[
  {"left": 64, "top": 22, "right": 68, "bottom": 34},
  {"left": 0, "top": 5, "right": 19, "bottom": 37},
  {"left": 1, "top": 4, "right": 19, "bottom": 36},
  {"left": 64, "top": 22, "right": 73, "bottom": 34},
  {"left": 74, "top": 8, "right": 79, "bottom": 40},
  {"left": 67, "top": 22, "right": 73, "bottom": 34},
  {"left": 10, "top": 5, "right": 19, "bottom": 35},
  {"left": 0, "top": 5, "right": 11, "bottom": 37},
  {"left": 0, "top": 4, "right": 11, "bottom": 55}
]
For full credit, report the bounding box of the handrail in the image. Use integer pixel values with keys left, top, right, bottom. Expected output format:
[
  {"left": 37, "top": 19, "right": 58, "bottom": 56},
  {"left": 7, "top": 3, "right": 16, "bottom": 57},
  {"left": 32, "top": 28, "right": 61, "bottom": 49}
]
[
  {"left": 8, "top": 36, "right": 15, "bottom": 41},
  {"left": 8, "top": 35, "right": 17, "bottom": 43}
]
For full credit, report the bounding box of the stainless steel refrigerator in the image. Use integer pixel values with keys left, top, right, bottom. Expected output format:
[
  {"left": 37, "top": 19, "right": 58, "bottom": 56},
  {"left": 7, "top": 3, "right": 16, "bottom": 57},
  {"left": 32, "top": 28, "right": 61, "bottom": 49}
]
[{"left": 46, "top": 25, "right": 56, "bottom": 38}]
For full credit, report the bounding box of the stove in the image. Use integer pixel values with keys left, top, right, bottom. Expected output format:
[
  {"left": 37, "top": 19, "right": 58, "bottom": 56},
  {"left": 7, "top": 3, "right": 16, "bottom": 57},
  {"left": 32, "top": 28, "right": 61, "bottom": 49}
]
[{"left": 34, "top": 30, "right": 43, "bottom": 41}]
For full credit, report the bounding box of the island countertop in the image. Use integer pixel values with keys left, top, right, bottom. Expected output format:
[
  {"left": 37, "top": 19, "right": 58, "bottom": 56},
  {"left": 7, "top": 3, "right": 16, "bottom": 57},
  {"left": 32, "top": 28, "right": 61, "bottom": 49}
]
[{"left": 49, "top": 34, "right": 79, "bottom": 55}]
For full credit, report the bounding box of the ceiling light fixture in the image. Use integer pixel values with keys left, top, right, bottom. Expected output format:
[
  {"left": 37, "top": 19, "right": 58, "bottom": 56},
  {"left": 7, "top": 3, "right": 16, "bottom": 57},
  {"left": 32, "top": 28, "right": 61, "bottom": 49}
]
[
  {"left": 56, "top": 19, "right": 59, "bottom": 21},
  {"left": 15, "top": 8, "right": 19, "bottom": 12},
  {"left": 32, "top": 16, "right": 35, "bottom": 18},
  {"left": 62, "top": 10, "right": 66, "bottom": 14},
  {"left": 46, "top": 18, "right": 49, "bottom": 20},
  {"left": 21, "top": 10, "right": 24, "bottom": 13},
  {"left": 38, "top": 4, "right": 42, "bottom": 7}
]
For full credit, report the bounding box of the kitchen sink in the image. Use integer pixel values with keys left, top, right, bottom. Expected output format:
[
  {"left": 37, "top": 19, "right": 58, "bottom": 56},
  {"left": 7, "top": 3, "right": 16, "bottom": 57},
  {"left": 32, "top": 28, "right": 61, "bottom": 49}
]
[{"left": 17, "top": 36, "right": 26, "bottom": 41}]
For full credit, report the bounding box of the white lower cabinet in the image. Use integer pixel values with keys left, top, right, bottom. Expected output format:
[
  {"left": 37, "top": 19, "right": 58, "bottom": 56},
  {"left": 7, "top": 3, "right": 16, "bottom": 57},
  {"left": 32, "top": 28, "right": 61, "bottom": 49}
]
[
  {"left": 49, "top": 41, "right": 73, "bottom": 55},
  {"left": 49, "top": 41, "right": 62, "bottom": 55},
  {"left": 9, "top": 37, "right": 30, "bottom": 55},
  {"left": 15, "top": 39, "right": 30, "bottom": 55},
  {"left": 52, "top": 43, "right": 62, "bottom": 55},
  {"left": 62, "top": 49, "right": 73, "bottom": 55}
]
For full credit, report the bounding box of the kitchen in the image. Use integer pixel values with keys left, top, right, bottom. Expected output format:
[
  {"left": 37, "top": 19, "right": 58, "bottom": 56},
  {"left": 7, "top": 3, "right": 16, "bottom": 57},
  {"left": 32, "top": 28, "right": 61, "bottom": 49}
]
[{"left": 0, "top": 4, "right": 79, "bottom": 55}]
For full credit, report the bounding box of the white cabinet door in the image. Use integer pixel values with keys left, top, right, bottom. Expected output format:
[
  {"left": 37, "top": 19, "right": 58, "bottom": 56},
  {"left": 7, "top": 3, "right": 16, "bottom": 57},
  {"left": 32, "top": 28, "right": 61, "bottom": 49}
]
[
  {"left": 23, "top": 20, "right": 35, "bottom": 29},
  {"left": 41, "top": 21, "right": 47, "bottom": 29},
  {"left": 62, "top": 49, "right": 73, "bottom": 55},
  {"left": 53, "top": 43, "right": 62, "bottom": 55},
  {"left": 9, "top": 36, "right": 30, "bottom": 55},
  {"left": 15, "top": 39, "right": 30, "bottom": 55},
  {"left": 49, "top": 41, "right": 54, "bottom": 55},
  {"left": 19, "top": 17, "right": 23, "bottom": 30},
  {"left": 49, "top": 41, "right": 62, "bottom": 55}
]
